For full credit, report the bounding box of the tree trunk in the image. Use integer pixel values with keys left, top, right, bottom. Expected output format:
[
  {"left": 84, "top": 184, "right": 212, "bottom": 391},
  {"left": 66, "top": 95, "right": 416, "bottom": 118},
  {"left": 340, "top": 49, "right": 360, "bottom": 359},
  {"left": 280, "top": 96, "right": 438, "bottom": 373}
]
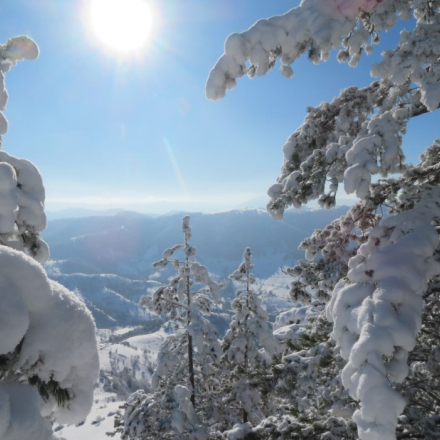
[
  {"left": 186, "top": 251, "right": 196, "bottom": 407},
  {"left": 242, "top": 267, "right": 250, "bottom": 424},
  {"left": 188, "top": 331, "right": 196, "bottom": 407}
]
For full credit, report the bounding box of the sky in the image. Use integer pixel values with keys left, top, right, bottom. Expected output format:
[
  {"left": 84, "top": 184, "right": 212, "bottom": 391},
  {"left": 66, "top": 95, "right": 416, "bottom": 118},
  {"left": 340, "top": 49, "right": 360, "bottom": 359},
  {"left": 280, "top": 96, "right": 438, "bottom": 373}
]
[{"left": 0, "top": 0, "right": 438, "bottom": 214}]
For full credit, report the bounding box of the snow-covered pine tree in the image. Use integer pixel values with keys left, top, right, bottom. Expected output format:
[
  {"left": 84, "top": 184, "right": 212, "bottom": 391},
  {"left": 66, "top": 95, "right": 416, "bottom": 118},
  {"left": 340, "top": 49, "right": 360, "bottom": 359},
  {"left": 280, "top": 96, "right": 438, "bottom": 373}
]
[
  {"left": 221, "top": 247, "right": 280, "bottom": 430},
  {"left": 0, "top": 36, "right": 99, "bottom": 440},
  {"left": 207, "top": 1, "right": 440, "bottom": 439},
  {"left": 122, "top": 216, "right": 223, "bottom": 439}
]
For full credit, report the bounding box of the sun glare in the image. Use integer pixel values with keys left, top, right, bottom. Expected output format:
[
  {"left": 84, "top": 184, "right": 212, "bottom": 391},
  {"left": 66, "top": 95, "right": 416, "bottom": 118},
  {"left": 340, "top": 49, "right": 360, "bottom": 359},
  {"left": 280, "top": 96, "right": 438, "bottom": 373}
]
[{"left": 90, "top": 0, "right": 153, "bottom": 53}]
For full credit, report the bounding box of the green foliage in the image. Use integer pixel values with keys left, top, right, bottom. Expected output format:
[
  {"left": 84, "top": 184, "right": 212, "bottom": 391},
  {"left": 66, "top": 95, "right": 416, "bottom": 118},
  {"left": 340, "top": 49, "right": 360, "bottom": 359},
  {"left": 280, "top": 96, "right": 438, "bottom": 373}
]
[{"left": 28, "top": 375, "right": 71, "bottom": 406}]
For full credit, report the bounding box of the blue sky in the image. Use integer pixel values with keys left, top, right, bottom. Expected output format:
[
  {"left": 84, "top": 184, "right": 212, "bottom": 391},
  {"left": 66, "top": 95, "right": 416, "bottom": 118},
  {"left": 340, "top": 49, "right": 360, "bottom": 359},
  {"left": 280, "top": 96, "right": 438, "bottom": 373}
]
[{"left": 0, "top": 0, "right": 438, "bottom": 214}]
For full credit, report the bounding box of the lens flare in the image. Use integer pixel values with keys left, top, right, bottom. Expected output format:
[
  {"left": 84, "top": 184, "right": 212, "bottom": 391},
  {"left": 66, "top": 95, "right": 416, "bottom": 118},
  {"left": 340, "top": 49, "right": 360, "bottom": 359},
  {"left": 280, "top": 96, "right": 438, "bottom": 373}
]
[{"left": 163, "top": 138, "right": 188, "bottom": 195}]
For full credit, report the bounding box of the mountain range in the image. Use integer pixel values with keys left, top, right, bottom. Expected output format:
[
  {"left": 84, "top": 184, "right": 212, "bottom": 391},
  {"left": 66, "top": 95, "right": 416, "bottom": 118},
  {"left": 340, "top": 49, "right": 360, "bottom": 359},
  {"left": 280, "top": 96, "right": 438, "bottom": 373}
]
[{"left": 43, "top": 207, "right": 348, "bottom": 327}]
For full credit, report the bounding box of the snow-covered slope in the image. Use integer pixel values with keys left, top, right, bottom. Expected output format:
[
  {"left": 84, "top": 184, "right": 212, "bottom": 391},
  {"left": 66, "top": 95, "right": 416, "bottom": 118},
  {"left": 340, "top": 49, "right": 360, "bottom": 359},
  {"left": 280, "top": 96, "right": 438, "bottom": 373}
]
[
  {"left": 44, "top": 269, "right": 160, "bottom": 327},
  {"left": 256, "top": 269, "right": 293, "bottom": 317}
]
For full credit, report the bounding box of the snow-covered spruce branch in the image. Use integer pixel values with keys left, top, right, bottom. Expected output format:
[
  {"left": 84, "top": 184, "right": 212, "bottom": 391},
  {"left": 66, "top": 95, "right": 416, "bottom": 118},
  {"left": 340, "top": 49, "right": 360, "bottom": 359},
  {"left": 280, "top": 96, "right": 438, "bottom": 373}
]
[
  {"left": 266, "top": 74, "right": 439, "bottom": 218},
  {"left": 371, "top": 13, "right": 440, "bottom": 113},
  {"left": 288, "top": 204, "right": 381, "bottom": 302},
  {"left": 0, "top": 36, "right": 39, "bottom": 137},
  {"left": 207, "top": 1, "right": 438, "bottom": 102},
  {"left": 266, "top": 85, "right": 407, "bottom": 217},
  {"left": 206, "top": 0, "right": 394, "bottom": 101},
  {"left": 140, "top": 289, "right": 189, "bottom": 312},
  {"left": 326, "top": 191, "right": 440, "bottom": 440},
  {"left": 396, "top": 284, "right": 440, "bottom": 438},
  {"left": 265, "top": 73, "right": 439, "bottom": 218}
]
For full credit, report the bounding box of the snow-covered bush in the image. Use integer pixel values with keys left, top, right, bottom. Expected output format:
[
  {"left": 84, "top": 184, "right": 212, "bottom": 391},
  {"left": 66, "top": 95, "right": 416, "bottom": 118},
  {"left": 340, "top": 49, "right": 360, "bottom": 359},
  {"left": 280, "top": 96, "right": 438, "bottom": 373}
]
[
  {"left": 0, "top": 36, "right": 99, "bottom": 440},
  {"left": 122, "top": 216, "right": 223, "bottom": 439},
  {"left": 208, "top": 1, "right": 440, "bottom": 439}
]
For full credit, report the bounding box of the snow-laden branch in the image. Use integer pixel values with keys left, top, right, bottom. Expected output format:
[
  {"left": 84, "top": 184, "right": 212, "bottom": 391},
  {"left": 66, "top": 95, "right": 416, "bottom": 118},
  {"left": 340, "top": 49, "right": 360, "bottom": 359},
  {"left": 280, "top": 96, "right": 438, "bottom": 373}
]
[
  {"left": 0, "top": 36, "right": 49, "bottom": 263},
  {"left": 0, "top": 151, "right": 48, "bottom": 261},
  {"left": 206, "top": 0, "right": 391, "bottom": 101},
  {"left": 327, "top": 190, "right": 440, "bottom": 439},
  {"left": 0, "top": 247, "right": 99, "bottom": 437},
  {"left": 206, "top": 1, "right": 438, "bottom": 102},
  {"left": 372, "top": 15, "right": 440, "bottom": 112},
  {"left": 0, "top": 36, "right": 39, "bottom": 136},
  {"left": 265, "top": 78, "right": 421, "bottom": 218}
]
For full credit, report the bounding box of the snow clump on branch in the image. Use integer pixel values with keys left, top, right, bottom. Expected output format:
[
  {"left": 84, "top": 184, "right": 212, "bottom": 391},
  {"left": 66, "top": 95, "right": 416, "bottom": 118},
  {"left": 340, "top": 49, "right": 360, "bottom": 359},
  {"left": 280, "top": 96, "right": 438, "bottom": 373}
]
[
  {"left": 206, "top": 0, "right": 388, "bottom": 101},
  {"left": 327, "top": 193, "right": 440, "bottom": 439}
]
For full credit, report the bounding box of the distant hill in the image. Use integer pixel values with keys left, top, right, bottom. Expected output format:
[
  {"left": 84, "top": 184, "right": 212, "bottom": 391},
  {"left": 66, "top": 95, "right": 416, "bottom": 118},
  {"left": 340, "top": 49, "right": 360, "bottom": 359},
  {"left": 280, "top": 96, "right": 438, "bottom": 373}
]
[
  {"left": 46, "top": 208, "right": 156, "bottom": 221},
  {"left": 43, "top": 207, "right": 349, "bottom": 279}
]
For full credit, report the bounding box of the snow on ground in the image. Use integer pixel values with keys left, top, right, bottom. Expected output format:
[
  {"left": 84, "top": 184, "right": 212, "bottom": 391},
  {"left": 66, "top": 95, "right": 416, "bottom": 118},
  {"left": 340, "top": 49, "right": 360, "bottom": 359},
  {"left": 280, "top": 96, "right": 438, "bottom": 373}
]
[
  {"left": 127, "top": 332, "right": 166, "bottom": 363},
  {"left": 56, "top": 328, "right": 168, "bottom": 440},
  {"left": 255, "top": 269, "right": 292, "bottom": 315},
  {"left": 55, "top": 391, "right": 121, "bottom": 440},
  {"left": 113, "top": 326, "right": 139, "bottom": 336}
]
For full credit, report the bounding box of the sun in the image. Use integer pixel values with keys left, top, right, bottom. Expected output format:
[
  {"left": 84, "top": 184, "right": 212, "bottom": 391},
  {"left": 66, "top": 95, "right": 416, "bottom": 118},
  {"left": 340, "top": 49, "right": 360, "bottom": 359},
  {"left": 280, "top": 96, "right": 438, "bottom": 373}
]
[{"left": 90, "top": 0, "right": 154, "bottom": 53}]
